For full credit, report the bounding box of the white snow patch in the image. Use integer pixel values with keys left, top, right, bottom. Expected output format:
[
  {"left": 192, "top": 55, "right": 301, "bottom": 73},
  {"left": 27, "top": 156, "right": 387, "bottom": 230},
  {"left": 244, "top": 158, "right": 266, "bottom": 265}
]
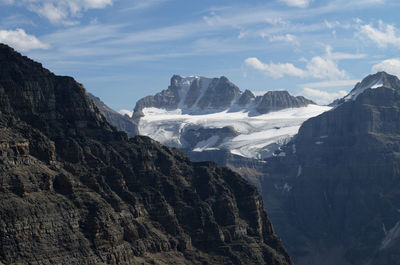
[
  {"left": 320, "top": 135, "right": 328, "bottom": 139},
  {"left": 192, "top": 136, "right": 220, "bottom": 152},
  {"left": 380, "top": 221, "right": 400, "bottom": 250},
  {"left": 383, "top": 223, "right": 388, "bottom": 236},
  {"left": 297, "top": 165, "right": 302, "bottom": 177},
  {"left": 292, "top": 144, "right": 296, "bottom": 154},
  {"left": 175, "top": 76, "right": 214, "bottom": 110},
  {"left": 371, "top": 82, "right": 383, "bottom": 89},
  {"left": 138, "top": 104, "right": 331, "bottom": 159},
  {"left": 344, "top": 77, "right": 383, "bottom": 101},
  {"left": 177, "top": 76, "right": 198, "bottom": 108},
  {"left": 315, "top": 141, "right": 324, "bottom": 145},
  {"left": 118, "top": 109, "right": 133, "bottom": 117},
  {"left": 278, "top": 152, "right": 286, "bottom": 157},
  {"left": 283, "top": 183, "right": 292, "bottom": 192}
]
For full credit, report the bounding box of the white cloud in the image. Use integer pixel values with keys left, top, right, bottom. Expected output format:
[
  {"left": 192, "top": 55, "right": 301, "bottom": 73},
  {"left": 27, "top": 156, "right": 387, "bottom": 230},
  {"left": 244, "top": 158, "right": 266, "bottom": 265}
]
[
  {"left": 119, "top": 109, "right": 133, "bottom": 117},
  {"left": 32, "top": 2, "right": 72, "bottom": 25},
  {"left": 265, "top": 17, "right": 288, "bottom": 26},
  {"left": 305, "top": 56, "right": 347, "bottom": 79},
  {"left": 301, "top": 87, "right": 348, "bottom": 105},
  {"left": 245, "top": 52, "right": 347, "bottom": 80},
  {"left": 300, "top": 79, "right": 359, "bottom": 88},
  {"left": 280, "top": 0, "right": 313, "bottom": 8},
  {"left": 268, "top": 34, "right": 299, "bottom": 46},
  {"left": 324, "top": 20, "right": 350, "bottom": 30},
  {"left": 372, "top": 58, "right": 400, "bottom": 77},
  {"left": 0, "top": 28, "right": 49, "bottom": 51},
  {"left": 3, "top": 0, "right": 113, "bottom": 25},
  {"left": 358, "top": 20, "right": 400, "bottom": 48},
  {"left": 361, "top": 0, "right": 385, "bottom": 3},
  {"left": 126, "top": 0, "right": 167, "bottom": 11},
  {"left": 329, "top": 52, "right": 366, "bottom": 60},
  {"left": 324, "top": 45, "right": 366, "bottom": 60},
  {"left": 244, "top": 57, "right": 307, "bottom": 78}
]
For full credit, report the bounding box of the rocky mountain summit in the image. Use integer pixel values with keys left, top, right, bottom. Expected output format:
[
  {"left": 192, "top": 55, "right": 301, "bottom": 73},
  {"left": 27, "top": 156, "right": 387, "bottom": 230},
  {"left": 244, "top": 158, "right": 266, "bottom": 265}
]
[
  {"left": 133, "top": 75, "right": 314, "bottom": 116},
  {"left": 122, "top": 75, "right": 324, "bottom": 162},
  {"left": 260, "top": 72, "right": 400, "bottom": 265},
  {"left": 0, "top": 44, "right": 292, "bottom": 265}
]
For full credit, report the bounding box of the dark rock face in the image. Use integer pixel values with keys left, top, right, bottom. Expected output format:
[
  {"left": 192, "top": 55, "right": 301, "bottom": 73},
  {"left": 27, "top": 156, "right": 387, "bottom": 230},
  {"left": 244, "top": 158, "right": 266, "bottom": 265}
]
[
  {"left": 181, "top": 126, "right": 239, "bottom": 151},
  {"left": 196, "top": 77, "right": 241, "bottom": 110},
  {"left": 186, "top": 149, "right": 267, "bottom": 191},
  {"left": 255, "top": 91, "right": 314, "bottom": 114},
  {"left": 0, "top": 44, "right": 292, "bottom": 265},
  {"left": 183, "top": 77, "right": 202, "bottom": 108},
  {"left": 260, "top": 72, "right": 400, "bottom": 265},
  {"left": 134, "top": 75, "right": 241, "bottom": 114},
  {"left": 133, "top": 75, "right": 314, "bottom": 116},
  {"left": 133, "top": 75, "right": 182, "bottom": 116},
  {"left": 238, "top": 89, "right": 255, "bottom": 107},
  {"left": 88, "top": 93, "right": 138, "bottom": 137}
]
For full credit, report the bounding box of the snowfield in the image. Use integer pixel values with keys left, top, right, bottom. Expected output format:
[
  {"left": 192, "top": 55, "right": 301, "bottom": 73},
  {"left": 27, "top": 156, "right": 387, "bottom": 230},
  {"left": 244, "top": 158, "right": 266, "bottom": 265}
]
[{"left": 138, "top": 104, "right": 331, "bottom": 159}]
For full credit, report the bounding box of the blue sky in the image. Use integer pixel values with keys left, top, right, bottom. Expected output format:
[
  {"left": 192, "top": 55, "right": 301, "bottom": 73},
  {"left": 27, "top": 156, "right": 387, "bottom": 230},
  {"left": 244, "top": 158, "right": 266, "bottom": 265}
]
[{"left": 1, "top": 0, "right": 400, "bottom": 111}]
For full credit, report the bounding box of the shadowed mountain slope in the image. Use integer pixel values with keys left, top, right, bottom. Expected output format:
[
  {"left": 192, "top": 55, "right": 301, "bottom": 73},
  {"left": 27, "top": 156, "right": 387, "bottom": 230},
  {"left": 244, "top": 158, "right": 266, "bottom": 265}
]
[
  {"left": 0, "top": 44, "right": 292, "bottom": 265},
  {"left": 260, "top": 72, "right": 400, "bottom": 265}
]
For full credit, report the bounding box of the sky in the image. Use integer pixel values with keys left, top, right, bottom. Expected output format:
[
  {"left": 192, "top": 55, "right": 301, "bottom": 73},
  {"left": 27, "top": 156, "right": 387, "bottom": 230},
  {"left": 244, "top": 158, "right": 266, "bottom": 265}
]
[{"left": 1, "top": 0, "right": 400, "bottom": 111}]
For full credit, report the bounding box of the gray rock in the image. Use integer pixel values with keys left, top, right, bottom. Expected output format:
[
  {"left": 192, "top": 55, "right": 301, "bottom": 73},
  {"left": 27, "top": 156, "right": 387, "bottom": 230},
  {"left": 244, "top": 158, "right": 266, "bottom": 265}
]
[
  {"left": 88, "top": 93, "right": 138, "bottom": 137},
  {"left": 181, "top": 126, "right": 239, "bottom": 150},
  {"left": 259, "top": 71, "right": 400, "bottom": 265},
  {"left": 133, "top": 75, "right": 314, "bottom": 116},
  {"left": 255, "top": 91, "right": 314, "bottom": 114},
  {"left": 0, "top": 43, "right": 293, "bottom": 265},
  {"left": 237, "top": 89, "right": 255, "bottom": 107},
  {"left": 197, "top": 76, "right": 241, "bottom": 110}
]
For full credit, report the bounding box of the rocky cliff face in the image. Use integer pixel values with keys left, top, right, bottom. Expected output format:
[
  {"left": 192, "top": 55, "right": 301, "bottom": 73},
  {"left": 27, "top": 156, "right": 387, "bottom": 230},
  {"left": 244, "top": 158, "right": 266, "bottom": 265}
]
[
  {"left": 133, "top": 75, "right": 314, "bottom": 116},
  {"left": 0, "top": 44, "right": 292, "bottom": 265},
  {"left": 260, "top": 72, "right": 400, "bottom": 265},
  {"left": 88, "top": 93, "right": 138, "bottom": 137},
  {"left": 255, "top": 91, "right": 314, "bottom": 114}
]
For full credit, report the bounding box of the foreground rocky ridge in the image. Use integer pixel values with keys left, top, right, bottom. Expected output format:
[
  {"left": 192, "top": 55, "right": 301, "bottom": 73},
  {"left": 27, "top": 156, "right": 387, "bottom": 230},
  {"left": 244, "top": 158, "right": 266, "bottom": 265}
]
[
  {"left": 0, "top": 44, "right": 292, "bottom": 265},
  {"left": 260, "top": 72, "right": 400, "bottom": 265}
]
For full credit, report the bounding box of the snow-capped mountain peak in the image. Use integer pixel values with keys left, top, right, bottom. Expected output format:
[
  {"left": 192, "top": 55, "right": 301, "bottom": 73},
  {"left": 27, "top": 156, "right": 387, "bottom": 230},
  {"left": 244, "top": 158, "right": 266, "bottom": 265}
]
[
  {"left": 344, "top": 72, "right": 399, "bottom": 101},
  {"left": 133, "top": 74, "right": 324, "bottom": 160},
  {"left": 134, "top": 75, "right": 314, "bottom": 116}
]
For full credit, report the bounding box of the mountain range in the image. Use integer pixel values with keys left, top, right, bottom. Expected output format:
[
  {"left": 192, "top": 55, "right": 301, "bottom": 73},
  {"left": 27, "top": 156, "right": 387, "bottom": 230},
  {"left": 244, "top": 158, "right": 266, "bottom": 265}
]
[
  {"left": 130, "top": 75, "right": 327, "bottom": 161},
  {"left": 0, "top": 44, "right": 292, "bottom": 265},
  {"left": 94, "top": 71, "right": 400, "bottom": 264},
  {"left": 133, "top": 75, "right": 314, "bottom": 115}
]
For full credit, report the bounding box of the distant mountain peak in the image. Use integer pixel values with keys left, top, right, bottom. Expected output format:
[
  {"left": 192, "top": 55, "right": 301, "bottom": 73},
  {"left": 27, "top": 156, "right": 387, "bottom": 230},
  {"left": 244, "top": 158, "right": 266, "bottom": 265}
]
[
  {"left": 130, "top": 74, "right": 324, "bottom": 161},
  {"left": 134, "top": 74, "right": 314, "bottom": 116},
  {"left": 344, "top": 71, "right": 400, "bottom": 101},
  {"left": 255, "top": 90, "right": 314, "bottom": 114},
  {"left": 260, "top": 70, "right": 400, "bottom": 265}
]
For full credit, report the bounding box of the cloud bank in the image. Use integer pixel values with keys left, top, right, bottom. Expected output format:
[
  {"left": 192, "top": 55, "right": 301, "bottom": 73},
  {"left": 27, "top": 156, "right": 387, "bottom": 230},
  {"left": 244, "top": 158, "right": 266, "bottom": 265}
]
[
  {"left": 372, "top": 58, "right": 400, "bottom": 77},
  {"left": 280, "top": 0, "right": 313, "bottom": 8},
  {"left": 0, "top": 29, "right": 49, "bottom": 51},
  {"left": 244, "top": 55, "right": 346, "bottom": 80},
  {"left": 301, "top": 87, "right": 348, "bottom": 105},
  {"left": 3, "top": 0, "right": 113, "bottom": 25}
]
